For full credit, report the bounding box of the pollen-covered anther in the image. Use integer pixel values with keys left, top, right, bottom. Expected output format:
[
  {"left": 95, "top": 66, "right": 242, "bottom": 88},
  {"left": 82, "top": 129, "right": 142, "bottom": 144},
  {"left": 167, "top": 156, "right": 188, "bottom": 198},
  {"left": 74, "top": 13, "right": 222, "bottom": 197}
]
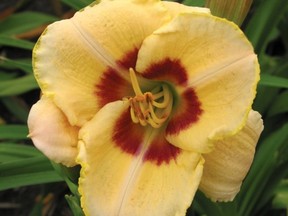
[{"left": 127, "top": 68, "right": 173, "bottom": 128}]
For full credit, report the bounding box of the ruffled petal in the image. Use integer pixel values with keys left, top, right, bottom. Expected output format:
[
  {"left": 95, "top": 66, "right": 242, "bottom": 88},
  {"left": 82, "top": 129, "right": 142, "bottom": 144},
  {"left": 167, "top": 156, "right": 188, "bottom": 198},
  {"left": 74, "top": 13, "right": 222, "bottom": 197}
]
[
  {"left": 73, "top": 0, "right": 170, "bottom": 67},
  {"left": 77, "top": 101, "right": 204, "bottom": 216},
  {"left": 33, "top": 0, "right": 170, "bottom": 126},
  {"left": 136, "top": 13, "right": 259, "bottom": 152},
  {"left": 199, "top": 110, "right": 264, "bottom": 201},
  {"left": 27, "top": 96, "right": 79, "bottom": 166}
]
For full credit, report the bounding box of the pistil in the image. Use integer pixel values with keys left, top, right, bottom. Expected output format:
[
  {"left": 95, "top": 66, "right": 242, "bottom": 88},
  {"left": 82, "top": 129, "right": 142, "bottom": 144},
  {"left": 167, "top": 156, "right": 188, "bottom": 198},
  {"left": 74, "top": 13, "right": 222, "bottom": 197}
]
[{"left": 127, "top": 68, "right": 173, "bottom": 128}]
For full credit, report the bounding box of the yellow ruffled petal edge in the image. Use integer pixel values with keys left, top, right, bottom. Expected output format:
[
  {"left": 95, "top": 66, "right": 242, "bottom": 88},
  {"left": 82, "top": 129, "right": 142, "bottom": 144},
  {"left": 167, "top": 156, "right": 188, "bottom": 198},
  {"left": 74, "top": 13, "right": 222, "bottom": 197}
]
[
  {"left": 77, "top": 100, "right": 204, "bottom": 216},
  {"left": 33, "top": 0, "right": 171, "bottom": 127},
  {"left": 199, "top": 110, "right": 264, "bottom": 201},
  {"left": 136, "top": 12, "right": 260, "bottom": 153},
  {"left": 27, "top": 96, "right": 79, "bottom": 167}
]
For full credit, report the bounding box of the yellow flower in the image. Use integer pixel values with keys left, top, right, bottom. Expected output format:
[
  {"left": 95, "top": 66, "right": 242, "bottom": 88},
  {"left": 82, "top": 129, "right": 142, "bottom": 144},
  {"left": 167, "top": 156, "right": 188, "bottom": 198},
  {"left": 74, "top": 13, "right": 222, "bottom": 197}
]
[{"left": 28, "top": 0, "right": 263, "bottom": 215}]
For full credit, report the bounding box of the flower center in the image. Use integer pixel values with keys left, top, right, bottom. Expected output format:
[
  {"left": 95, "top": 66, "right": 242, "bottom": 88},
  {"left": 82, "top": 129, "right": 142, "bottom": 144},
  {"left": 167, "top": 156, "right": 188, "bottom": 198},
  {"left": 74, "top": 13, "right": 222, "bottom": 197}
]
[{"left": 125, "top": 68, "right": 173, "bottom": 128}]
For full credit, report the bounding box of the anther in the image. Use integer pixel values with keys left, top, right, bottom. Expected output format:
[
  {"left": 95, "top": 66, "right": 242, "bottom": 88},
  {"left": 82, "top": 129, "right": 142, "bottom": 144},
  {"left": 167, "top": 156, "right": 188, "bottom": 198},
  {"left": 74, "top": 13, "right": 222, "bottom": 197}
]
[{"left": 127, "top": 68, "right": 173, "bottom": 128}]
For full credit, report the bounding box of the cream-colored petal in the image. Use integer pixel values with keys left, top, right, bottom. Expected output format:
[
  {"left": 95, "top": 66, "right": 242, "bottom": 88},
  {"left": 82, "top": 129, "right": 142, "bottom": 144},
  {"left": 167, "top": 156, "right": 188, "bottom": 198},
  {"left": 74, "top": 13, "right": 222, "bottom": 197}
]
[
  {"left": 27, "top": 96, "right": 79, "bottom": 167},
  {"left": 73, "top": 0, "right": 170, "bottom": 66},
  {"left": 136, "top": 12, "right": 259, "bottom": 153},
  {"left": 77, "top": 101, "right": 204, "bottom": 216},
  {"left": 199, "top": 110, "right": 263, "bottom": 201},
  {"left": 33, "top": 0, "right": 170, "bottom": 126}
]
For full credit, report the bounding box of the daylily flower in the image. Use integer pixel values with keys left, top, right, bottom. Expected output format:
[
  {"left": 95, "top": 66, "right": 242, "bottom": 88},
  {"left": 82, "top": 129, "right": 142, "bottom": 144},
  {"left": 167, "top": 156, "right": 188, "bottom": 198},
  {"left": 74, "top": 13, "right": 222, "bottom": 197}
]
[{"left": 28, "top": 0, "right": 264, "bottom": 215}]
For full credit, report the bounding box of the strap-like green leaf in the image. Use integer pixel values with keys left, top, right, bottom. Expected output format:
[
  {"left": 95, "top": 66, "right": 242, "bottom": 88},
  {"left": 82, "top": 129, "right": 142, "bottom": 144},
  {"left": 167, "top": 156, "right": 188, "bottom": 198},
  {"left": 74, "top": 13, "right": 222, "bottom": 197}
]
[
  {"left": 0, "top": 12, "right": 58, "bottom": 35},
  {"left": 259, "top": 74, "right": 288, "bottom": 89},
  {"left": 0, "top": 171, "right": 63, "bottom": 191},
  {"left": 245, "top": 1, "right": 288, "bottom": 54},
  {"left": 0, "top": 57, "right": 32, "bottom": 74},
  {"left": 0, "top": 75, "right": 38, "bottom": 96},
  {"left": 0, "top": 125, "right": 28, "bottom": 140},
  {"left": 0, "top": 35, "right": 34, "bottom": 50},
  {"left": 267, "top": 91, "right": 288, "bottom": 117},
  {"left": 61, "top": 0, "right": 95, "bottom": 10}
]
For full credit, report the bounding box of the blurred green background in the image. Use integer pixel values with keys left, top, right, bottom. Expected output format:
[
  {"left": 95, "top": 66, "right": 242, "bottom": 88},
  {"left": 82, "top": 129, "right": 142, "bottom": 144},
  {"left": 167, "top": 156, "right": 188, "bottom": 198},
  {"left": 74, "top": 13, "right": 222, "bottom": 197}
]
[{"left": 0, "top": 0, "right": 287, "bottom": 215}]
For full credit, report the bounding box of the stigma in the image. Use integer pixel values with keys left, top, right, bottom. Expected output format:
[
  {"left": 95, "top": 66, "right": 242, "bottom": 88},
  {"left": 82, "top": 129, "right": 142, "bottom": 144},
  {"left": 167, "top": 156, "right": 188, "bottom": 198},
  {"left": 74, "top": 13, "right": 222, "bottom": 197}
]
[{"left": 125, "top": 68, "right": 173, "bottom": 128}]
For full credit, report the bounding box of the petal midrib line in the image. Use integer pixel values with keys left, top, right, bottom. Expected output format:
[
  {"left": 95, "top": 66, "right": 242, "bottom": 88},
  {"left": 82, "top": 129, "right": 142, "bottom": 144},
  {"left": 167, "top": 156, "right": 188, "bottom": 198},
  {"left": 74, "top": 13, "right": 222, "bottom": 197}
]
[
  {"left": 189, "top": 52, "right": 257, "bottom": 87},
  {"left": 116, "top": 127, "right": 158, "bottom": 216},
  {"left": 70, "top": 19, "right": 129, "bottom": 81}
]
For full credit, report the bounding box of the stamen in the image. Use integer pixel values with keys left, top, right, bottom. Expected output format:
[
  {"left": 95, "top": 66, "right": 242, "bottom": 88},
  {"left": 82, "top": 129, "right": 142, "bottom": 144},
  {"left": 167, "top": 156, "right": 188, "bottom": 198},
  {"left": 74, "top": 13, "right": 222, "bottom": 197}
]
[
  {"left": 130, "top": 106, "right": 139, "bottom": 123},
  {"left": 152, "top": 85, "right": 171, "bottom": 109},
  {"left": 127, "top": 68, "right": 173, "bottom": 128},
  {"left": 129, "top": 68, "right": 143, "bottom": 96},
  {"left": 148, "top": 103, "right": 167, "bottom": 124},
  {"left": 139, "top": 117, "right": 148, "bottom": 126},
  {"left": 139, "top": 102, "right": 149, "bottom": 119},
  {"left": 152, "top": 91, "right": 164, "bottom": 100},
  {"left": 147, "top": 118, "right": 162, "bottom": 128}
]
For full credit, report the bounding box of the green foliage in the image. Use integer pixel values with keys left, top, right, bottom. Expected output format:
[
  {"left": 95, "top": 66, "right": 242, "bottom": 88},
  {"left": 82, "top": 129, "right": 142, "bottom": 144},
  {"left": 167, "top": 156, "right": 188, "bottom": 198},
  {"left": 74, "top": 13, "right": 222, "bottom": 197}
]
[
  {"left": 0, "top": 125, "right": 28, "bottom": 139},
  {"left": 0, "top": 35, "right": 34, "bottom": 50},
  {"left": 0, "top": 143, "right": 63, "bottom": 190},
  {"left": 260, "top": 74, "right": 288, "bottom": 89},
  {"left": 182, "top": 0, "right": 205, "bottom": 6},
  {"left": 0, "top": 12, "right": 58, "bottom": 35},
  {"left": 244, "top": 0, "right": 288, "bottom": 56},
  {"left": 61, "top": 0, "right": 96, "bottom": 10},
  {"left": 65, "top": 195, "right": 85, "bottom": 216},
  {"left": 273, "top": 180, "right": 288, "bottom": 209},
  {"left": 0, "top": 75, "right": 37, "bottom": 96},
  {"left": 0, "top": 2, "right": 65, "bottom": 214}
]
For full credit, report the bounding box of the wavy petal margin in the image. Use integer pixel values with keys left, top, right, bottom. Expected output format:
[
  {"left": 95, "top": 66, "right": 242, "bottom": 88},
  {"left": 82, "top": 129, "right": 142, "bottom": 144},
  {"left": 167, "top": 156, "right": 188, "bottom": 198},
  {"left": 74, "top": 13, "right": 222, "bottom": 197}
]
[
  {"left": 77, "top": 101, "right": 204, "bottom": 216},
  {"left": 33, "top": 0, "right": 170, "bottom": 126},
  {"left": 28, "top": 96, "right": 79, "bottom": 166},
  {"left": 136, "top": 13, "right": 260, "bottom": 153},
  {"left": 199, "top": 110, "right": 264, "bottom": 201}
]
